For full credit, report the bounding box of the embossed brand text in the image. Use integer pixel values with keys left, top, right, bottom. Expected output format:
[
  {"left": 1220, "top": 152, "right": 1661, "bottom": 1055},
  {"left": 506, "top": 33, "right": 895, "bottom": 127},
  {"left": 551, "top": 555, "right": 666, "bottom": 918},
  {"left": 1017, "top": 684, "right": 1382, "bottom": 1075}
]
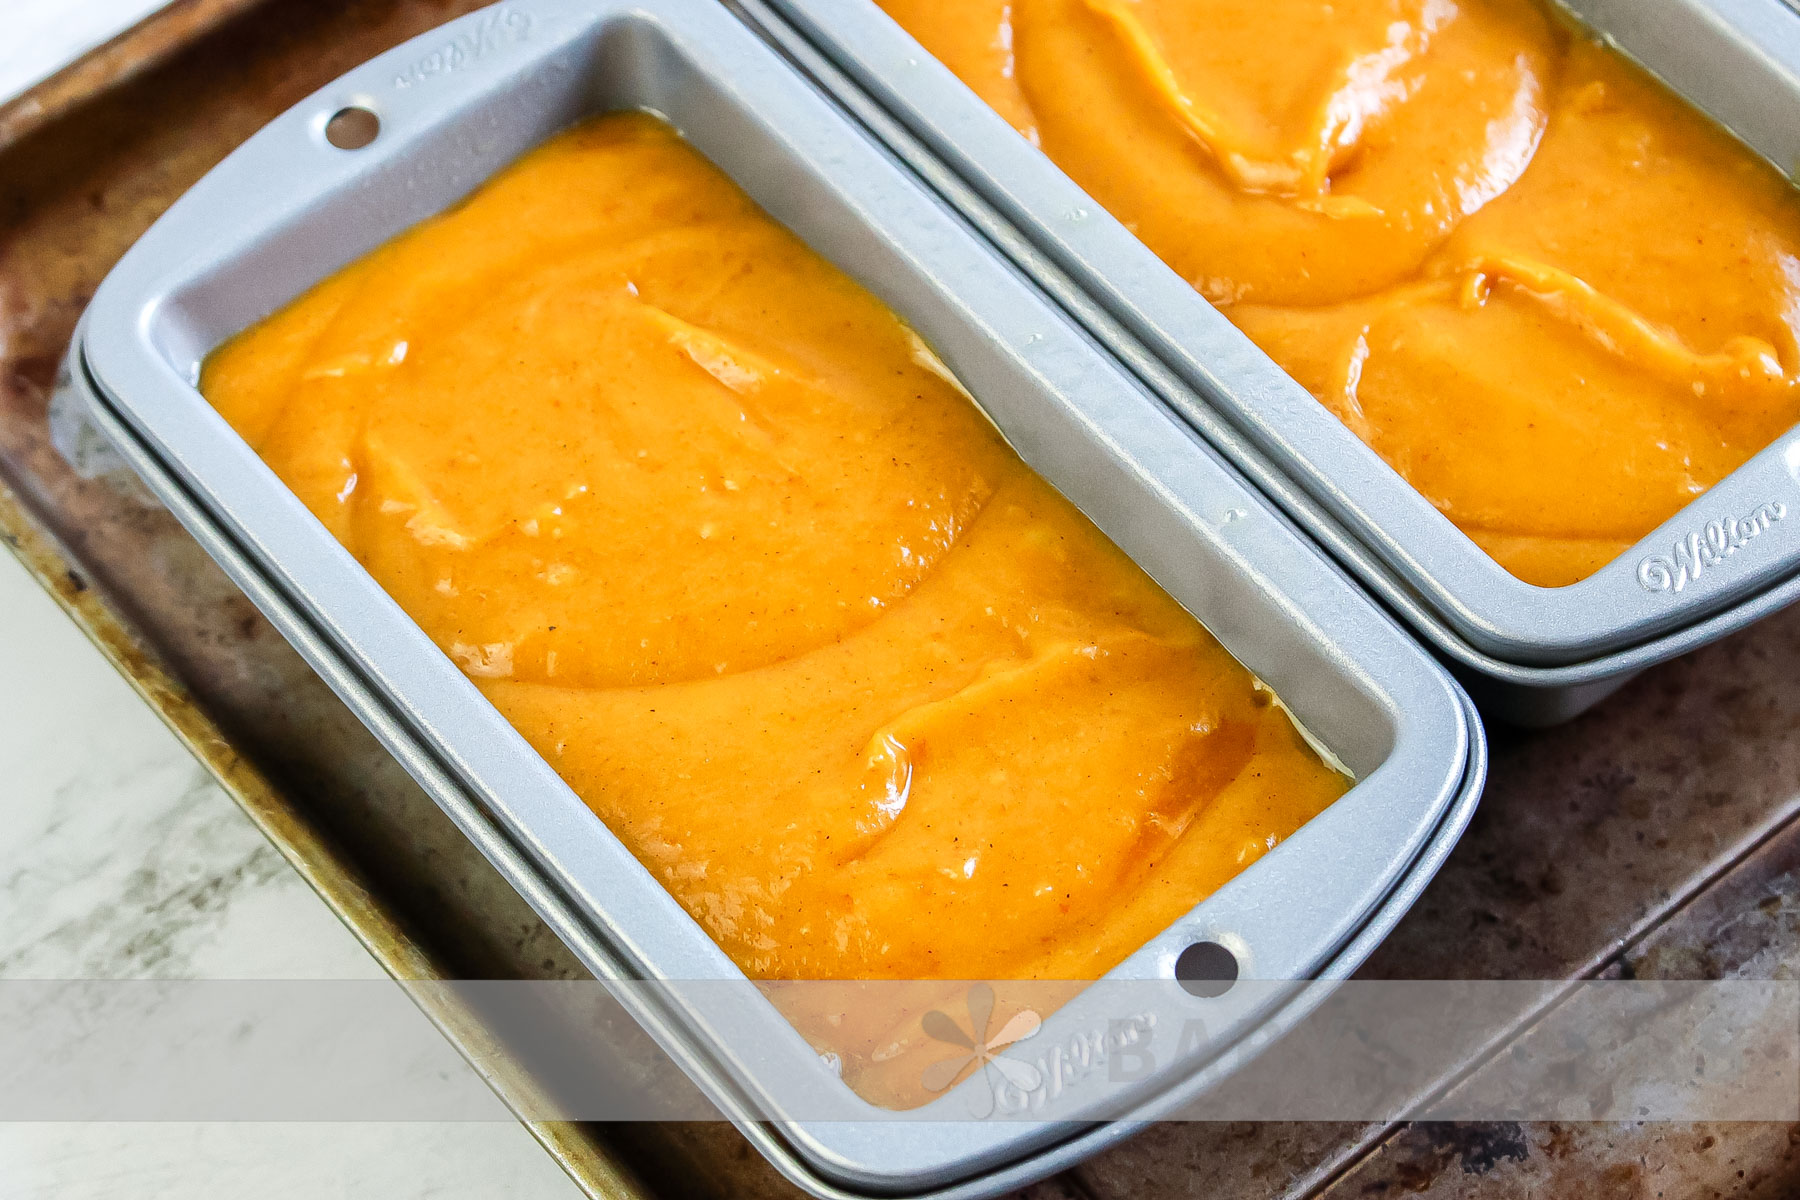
[
  {"left": 394, "top": 8, "right": 531, "bottom": 89},
  {"left": 1637, "top": 501, "right": 1788, "bottom": 594}
]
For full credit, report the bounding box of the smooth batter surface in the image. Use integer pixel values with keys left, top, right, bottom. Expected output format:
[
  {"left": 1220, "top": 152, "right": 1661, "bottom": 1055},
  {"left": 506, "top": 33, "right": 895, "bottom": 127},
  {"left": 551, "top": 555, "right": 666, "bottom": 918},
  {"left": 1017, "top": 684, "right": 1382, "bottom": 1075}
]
[
  {"left": 201, "top": 115, "right": 1347, "bottom": 1005},
  {"left": 879, "top": 0, "right": 1800, "bottom": 587}
]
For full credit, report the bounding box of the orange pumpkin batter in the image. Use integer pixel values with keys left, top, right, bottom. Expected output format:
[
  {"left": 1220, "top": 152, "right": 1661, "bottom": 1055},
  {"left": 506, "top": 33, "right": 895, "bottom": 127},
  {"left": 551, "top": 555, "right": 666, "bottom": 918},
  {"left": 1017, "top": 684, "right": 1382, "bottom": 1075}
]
[
  {"left": 200, "top": 114, "right": 1347, "bottom": 1003},
  {"left": 878, "top": 0, "right": 1800, "bottom": 587}
]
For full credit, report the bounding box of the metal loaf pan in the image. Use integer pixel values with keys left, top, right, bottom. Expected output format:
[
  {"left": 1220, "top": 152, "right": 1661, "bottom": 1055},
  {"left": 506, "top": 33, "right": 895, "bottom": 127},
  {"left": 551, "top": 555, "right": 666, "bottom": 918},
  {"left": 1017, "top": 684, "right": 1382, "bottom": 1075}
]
[
  {"left": 75, "top": 1, "right": 1483, "bottom": 1195},
  {"left": 747, "top": 0, "right": 1800, "bottom": 725}
]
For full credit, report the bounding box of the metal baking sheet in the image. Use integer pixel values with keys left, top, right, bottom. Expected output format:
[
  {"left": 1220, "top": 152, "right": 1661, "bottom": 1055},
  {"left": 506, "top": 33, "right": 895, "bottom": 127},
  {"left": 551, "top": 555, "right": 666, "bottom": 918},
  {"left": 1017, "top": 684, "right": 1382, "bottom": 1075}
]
[
  {"left": 8, "top": 2, "right": 1800, "bottom": 1197},
  {"left": 749, "top": 0, "right": 1800, "bottom": 699},
  {"left": 74, "top": 0, "right": 1479, "bottom": 1194}
]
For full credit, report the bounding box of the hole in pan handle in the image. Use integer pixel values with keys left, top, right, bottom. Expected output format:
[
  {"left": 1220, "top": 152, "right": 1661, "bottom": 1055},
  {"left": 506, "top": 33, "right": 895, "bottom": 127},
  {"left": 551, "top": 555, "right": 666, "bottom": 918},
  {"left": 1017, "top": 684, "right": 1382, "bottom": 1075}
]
[
  {"left": 1175, "top": 941, "right": 1239, "bottom": 998},
  {"left": 325, "top": 106, "right": 381, "bottom": 150}
]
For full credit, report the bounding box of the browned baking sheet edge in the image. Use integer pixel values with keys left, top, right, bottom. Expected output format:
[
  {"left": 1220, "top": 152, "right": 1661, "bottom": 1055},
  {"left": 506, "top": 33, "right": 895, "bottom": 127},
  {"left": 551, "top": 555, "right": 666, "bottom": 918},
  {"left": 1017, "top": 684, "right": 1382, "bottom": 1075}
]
[
  {"left": 0, "top": 3, "right": 650, "bottom": 1197},
  {"left": 0, "top": 0, "right": 267, "bottom": 149}
]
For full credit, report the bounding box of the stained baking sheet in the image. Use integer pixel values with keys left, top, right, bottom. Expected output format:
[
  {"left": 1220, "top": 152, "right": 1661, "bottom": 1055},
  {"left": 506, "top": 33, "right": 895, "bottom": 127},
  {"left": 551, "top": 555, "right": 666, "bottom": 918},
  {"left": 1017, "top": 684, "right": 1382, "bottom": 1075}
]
[{"left": 4, "top": 1, "right": 1800, "bottom": 1198}]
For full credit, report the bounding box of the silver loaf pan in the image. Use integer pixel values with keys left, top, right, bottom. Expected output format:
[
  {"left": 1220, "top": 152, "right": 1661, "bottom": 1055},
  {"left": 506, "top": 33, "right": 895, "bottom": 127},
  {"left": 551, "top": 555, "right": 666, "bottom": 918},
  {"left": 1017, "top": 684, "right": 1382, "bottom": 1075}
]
[
  {"left": 747, "top": 0, "right": 1800, "bottom": 726},
  {"left": 74, "top": 1, "right": 1484, "bottom": 1195}
]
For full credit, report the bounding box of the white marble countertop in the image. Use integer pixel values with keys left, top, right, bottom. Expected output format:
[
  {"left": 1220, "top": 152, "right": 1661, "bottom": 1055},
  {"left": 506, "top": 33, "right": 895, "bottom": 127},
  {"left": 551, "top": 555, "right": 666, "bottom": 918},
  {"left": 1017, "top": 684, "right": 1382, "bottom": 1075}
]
[
  {"left": 1, "top": 0, "right": 173, "bottom": 105},
  {"left": 2, "top": 9, "right": 586, "bottom": 1196},
  {"left": 0, "top": 540, "right": 586, "bottom": 1197}
]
